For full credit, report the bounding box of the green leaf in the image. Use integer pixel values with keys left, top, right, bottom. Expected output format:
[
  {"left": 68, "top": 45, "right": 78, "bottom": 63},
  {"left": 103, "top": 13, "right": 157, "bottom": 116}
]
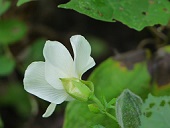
[
  {"left": 64, "top": 101, "right": 115, "bottom": 128},
  {"left": 107, "top": 98, "right": 117, "bottom": 109},
  {"left": 0, "top": 55, "right": 15, "bottom": 76},
  {"left": 64, "top": 57, "right": 151, "bottom": 128},
  {"left": 17, "top": 0, "right": 32, "bottom": 6},
  {"left": 91, "top": 58, "right": 151, "bottom": 100},
  {"left": 0, "top": 0, "right": 11, "bottom": 16},
  {"left": 0, "top": 19, "right": 27, "bottom": 44},
  {"left": 59, "top": 0, "right": 170, "bottom": 30},
  {"left": 140, "top": 94, "right": 170, "bottom": 128},
  {"left": 88, "top": 103, "right": 100, "bottom": 114},
  {"left": 116, "top": 89, "right": 143, "bottom": 128}
]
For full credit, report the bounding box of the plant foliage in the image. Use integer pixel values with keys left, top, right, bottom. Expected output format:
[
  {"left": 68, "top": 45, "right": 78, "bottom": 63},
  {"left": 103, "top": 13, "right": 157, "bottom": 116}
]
[
  {"left": 59, "top": 0, "right": 170, "bottom": 30},
  {"left": 140, "top": 94, "right": 170, "bottom": 128}
]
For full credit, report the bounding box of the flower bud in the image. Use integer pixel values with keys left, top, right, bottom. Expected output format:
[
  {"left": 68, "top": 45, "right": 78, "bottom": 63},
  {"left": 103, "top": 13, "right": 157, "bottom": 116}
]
[{"left": 60, "top": 78, "right": 94, "bottom": 102}]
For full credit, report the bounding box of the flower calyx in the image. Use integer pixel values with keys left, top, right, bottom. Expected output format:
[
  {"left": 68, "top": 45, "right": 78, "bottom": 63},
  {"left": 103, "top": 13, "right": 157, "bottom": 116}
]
[{"left": 60, "top": 78, "right": 94, "bottom": 102}]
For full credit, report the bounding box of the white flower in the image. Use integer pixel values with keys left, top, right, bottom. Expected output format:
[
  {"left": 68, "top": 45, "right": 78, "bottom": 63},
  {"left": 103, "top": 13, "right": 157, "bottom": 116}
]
[{"left": 23, "top": 35, "right": 95, "bottom": 117}]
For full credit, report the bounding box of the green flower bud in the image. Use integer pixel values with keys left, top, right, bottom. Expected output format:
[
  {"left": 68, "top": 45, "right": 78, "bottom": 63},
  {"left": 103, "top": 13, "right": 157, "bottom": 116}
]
[{"left": 60, "top": 78, "right": 94, "bottom": 102}]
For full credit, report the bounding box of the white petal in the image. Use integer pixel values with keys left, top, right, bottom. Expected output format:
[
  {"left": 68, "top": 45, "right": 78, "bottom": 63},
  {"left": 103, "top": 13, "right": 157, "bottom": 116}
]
[
  {"left": 83, "top": 56, "right": 95, "bottom": 74},
  {"left": 70, "top": 35, "right": 95, "bottom": 77},
  {"left": 43, "top": 40, "right": 74, "bottom": 77},
  {"left": 42, "top": 103, "right": 56, "bottom": 118},
  {"left": 45, "top": 62, "right": 66, "bottom": 90},
  {"left": 24, "top": 62, "right": 68, "bottom": 104}
]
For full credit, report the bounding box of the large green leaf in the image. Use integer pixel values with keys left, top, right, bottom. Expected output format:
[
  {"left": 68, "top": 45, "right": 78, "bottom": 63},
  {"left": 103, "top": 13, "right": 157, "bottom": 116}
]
[
  {"left": 140, "top": 94, "right": 170, "bottom": 128},
  {"left": 64, "top": 57, "right": 151, "bottom": 128},
  {"left": 0, "top": 55, "right": 15, "bottom": 76},
  {"left": 59, "top": 0, "right": 170, "bottom": 30},
  {"left": 0, "top": 19, "right": 27, "bottom": 44},
  {"left": 64, "top": 101, "right": 115, "bottom": 128}
]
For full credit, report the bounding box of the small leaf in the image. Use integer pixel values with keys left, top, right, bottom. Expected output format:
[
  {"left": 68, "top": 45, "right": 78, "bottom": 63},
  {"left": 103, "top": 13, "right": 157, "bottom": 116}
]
[
  {"left": 17, "top": 0, "right": 33, "bottom": 6},
  {"left": 0, "top": 0, "right": 11, "bottom": 16},
  {"left": 88, "top": 103, "right": 100, "bottom": 114},
  {"left": 116, "top": 89, "right": 143, "bottom": 128},
  {"left": 107, "top": 98, "right": 117, "bottom": 109},
  {"left": 101, "top": 96, "right": 108, "bottom": 108},
  {"left": 0, "top": 55, "right": 15, "bottom": 76},
  {"left": 140, "top": 94, "right": 170, "bottom": 128},
  {"left": 0, "top": 19, "right": 27, "bottom": 44}
]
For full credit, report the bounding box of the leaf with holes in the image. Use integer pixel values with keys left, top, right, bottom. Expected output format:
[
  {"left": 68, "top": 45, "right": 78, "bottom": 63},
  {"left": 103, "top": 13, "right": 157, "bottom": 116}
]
[
  {"left": 59, "top": 0, "right": 170, "bottom": 30},
  {"left": 140, "top": 94, "right": 170, "bottom": 128}
]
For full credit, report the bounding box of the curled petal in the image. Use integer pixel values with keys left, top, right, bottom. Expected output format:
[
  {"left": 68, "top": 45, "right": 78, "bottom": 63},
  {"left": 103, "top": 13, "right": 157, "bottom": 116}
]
[
  {"left": 70, "top": 35, "right": 95, "bottom": 77},
  {"left": 83, "top": 56, "right": 95, "bottom": 75},
  {"left": 42, "top": 103, "right": 56, "bottom": 117},
  {"left": 43, "top": 40, "right": 74, "bottom": 77},
  {"left": 24, "top": 62, "right": 68, "bottom": 104}
]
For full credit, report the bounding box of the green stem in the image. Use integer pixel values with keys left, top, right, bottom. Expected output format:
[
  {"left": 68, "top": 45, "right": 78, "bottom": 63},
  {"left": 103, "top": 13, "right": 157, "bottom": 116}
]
[
  {"left": 89, "top": 94, "right": 117, "bottom": 122},
  {"left": 90, "top": 95, "right": 104, "bottom": 110},
  {"left": 105, "top": 112, "right": 117, "bottom": 121}
]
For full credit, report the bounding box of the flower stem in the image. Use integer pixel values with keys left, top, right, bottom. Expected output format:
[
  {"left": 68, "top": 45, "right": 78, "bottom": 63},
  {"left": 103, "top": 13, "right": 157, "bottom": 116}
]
[
  {"left": 89, "top": 94, "right": 117, "bottom": 122},
  {"left": 105, "top": 111, "right": 117, "bottom": 121},
  {"left": 90, "top": 95, "right": 104, "bottom": 110}
]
